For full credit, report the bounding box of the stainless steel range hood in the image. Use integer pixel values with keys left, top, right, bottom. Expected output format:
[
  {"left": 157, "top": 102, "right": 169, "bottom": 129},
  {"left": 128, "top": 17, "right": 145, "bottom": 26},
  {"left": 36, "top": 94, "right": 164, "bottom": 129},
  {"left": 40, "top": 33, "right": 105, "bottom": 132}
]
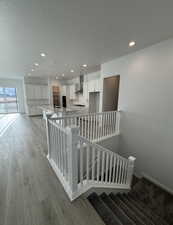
[{"left": 75, "top": 74, "right": 84, "bottom": 94}]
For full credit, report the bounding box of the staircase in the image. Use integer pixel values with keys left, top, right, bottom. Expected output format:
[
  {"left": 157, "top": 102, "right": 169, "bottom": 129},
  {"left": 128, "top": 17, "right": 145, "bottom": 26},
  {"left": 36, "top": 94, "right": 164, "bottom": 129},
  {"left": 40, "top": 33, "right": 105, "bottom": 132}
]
[
  {"left": 88, "top": 178, "right": 171, "bottom": 225},
  {"left": 45, "top": 110, "right": 137, "bottom": 201},
  {"left": 44, "top": 110, "right": 172, "bottom": 224}
]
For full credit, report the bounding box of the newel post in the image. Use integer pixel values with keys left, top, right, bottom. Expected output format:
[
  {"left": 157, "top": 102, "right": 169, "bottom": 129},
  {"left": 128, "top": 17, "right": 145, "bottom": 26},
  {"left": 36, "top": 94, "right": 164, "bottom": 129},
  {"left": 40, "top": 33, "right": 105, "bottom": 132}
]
[
  {"left": 115, "top": 111, "right": 121, "bottom": 134},
  {"left": 66, "top": 126, "right": 79, "bottom": 196},
  {"left": 127, "top": 156, "right": 136, "bottom": 187},
  {"left": 45, "top": 113, "right": 52, "bottom": 159}
]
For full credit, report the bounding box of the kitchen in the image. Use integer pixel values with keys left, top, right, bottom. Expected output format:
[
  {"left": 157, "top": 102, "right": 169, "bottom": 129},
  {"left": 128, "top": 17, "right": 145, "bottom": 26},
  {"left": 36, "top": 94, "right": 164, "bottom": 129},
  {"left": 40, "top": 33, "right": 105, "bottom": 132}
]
[
  {"left": 62, "top": 70, "right": 101, "bottom": 112},
  {"left": 41, "top": 70, "right": 102, "bottom": 118}
]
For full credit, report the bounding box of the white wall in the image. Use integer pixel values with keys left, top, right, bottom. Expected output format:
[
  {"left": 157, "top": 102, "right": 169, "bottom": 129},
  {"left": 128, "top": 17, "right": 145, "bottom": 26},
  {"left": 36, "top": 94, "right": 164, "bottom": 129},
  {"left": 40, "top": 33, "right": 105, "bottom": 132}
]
[
  {"left": 101, "top": 38, "right": 173, "bottom": 191},
  {"left": 0, "top": 78, "right": 25, "bottom": 113},
  {"left": 98, "top": 136, "right": 120, "bottom": 154}
]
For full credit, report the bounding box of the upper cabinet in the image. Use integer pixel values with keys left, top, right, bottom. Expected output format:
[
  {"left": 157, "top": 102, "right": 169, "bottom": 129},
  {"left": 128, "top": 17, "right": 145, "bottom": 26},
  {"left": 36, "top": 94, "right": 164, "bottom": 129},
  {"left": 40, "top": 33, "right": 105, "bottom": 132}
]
[
  {"left": 25, "top": 84, "right": 48, "bottom": 100},
  {"left": 61, "top": 85, "right": 67, "bottom": 96},
  {"left": 88, "top": 79, "right": 100, "bottom": 92},
  {"left": 24, "top": 77, "right": 49, "bottom": 116}
]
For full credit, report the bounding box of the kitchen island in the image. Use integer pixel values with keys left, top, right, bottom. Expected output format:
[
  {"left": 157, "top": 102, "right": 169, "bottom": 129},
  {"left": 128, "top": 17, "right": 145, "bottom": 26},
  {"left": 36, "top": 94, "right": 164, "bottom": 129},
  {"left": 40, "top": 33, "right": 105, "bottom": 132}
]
[{"left": 40, "top": 105, "right": 88, "bottom": 120}]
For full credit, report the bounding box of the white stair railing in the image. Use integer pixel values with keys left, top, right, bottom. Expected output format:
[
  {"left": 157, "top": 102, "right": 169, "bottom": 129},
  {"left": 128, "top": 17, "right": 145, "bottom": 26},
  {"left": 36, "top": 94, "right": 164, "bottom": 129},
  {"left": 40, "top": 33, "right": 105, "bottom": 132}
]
[
  {"left": 77, "top": 136, "right": 136, "bottom": 190},
  {"left": 50, "top": 110, "right": 121, "bottom": 142},
  {"left": 45, "top": 114, "right": 136, "bottom": 201},
  {"left": 46, "top": 119, "right": 71, "bottom": 194}
]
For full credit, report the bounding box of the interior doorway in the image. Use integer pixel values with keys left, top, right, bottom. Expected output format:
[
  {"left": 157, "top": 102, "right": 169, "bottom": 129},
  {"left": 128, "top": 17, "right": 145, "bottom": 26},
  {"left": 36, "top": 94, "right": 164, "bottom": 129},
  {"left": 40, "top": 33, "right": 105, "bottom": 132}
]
[
  {"left": 0, "top": 87, "right": 18, "bottom": 114},
  {"left": 102, "top": 75, "right": 120, "bottom": 111}
]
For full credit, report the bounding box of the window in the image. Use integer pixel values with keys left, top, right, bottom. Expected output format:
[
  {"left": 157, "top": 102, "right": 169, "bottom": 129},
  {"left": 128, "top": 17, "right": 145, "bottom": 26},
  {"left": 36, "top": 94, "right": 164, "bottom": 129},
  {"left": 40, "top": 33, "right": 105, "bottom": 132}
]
[{"left": 0, "top": 87, "right": 18, "bottom": 114}]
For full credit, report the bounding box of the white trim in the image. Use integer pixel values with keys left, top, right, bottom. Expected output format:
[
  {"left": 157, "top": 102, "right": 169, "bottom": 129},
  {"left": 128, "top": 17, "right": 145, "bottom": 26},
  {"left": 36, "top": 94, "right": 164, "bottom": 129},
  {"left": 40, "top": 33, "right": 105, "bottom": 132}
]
[
  {"left": 47, "top": 155, "right": 131, "bottom": 201},
  {"left": 47, "top": 157, "right": 74, "bottom": 201},
  {"left": 50, "top": 110, "right": 121, "bottom": 120},
  {"left": 48, "top": 156, "right": 130, "bottom": 201},
  {"left": 46, "top": 110, "right": 134, "bottom": 201},
  {"left": 92, "top": 132, "right": 120, "bottom": 143},
  {"left": 142, "top": 173, "right": 173, "bottom": 195},
  {"left": 73, "top": 181, "right": 130, "bottom": 200}
]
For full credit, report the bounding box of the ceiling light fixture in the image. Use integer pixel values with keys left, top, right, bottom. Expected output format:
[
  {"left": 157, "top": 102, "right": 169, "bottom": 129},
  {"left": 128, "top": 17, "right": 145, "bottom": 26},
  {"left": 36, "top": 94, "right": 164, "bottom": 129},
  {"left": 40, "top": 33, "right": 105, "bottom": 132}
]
[
  {"left": 62, "top": 74, "right": 65, "bottom": 77},
  {"left": 40, "top": 52, "right": 46, "bottom": 57},
  {"left": 31, "top": 69, "right": 34, "bottom": 72},
  {"left": 83, "top": 64, "right": 87, "bottom": 67},
  {"left": 34, "top": 63, "right": 39, "bottom": 66},
  {"left": 70, "top": 69, "right": 74, "bottom": 73},
  {"left": 129, "top": 41, "right": 136, "bottom": 47}
]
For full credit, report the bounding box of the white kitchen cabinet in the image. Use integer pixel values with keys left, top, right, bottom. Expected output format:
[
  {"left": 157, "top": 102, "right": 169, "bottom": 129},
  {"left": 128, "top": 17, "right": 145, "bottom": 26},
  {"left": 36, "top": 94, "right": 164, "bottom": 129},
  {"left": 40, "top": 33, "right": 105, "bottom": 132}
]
[
  {"left": 61, "top": 85, "right": 67, "bottom": 96},
  {"left": 25, "top": 84, "right": 49, "bottom": 116},
  {"left": 25, "top": 84, "right": 48, "bottom": 100},
  {"left": 26, "top": 84, "right": 34, "bottom": 99},
  {"left": 40, "top": 85, "right": 48, "bottom": 99},
  {"left": 87, "top": 80, "right": 93, "bottom": 92},
  {"left": 94, "top": 79, "right": 99, "bottom": 92},
  {"left": 88, "top": 79, "right": 100, "bottom": 92}
]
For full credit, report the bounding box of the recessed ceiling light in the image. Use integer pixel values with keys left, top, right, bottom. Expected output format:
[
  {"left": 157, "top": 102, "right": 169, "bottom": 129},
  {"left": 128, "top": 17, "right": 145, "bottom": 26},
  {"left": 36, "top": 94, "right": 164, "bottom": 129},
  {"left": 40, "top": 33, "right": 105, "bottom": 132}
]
[
  {"left": 70, "top": 69, "right": 74, "bottom": 73},
  {"left": 31, "top": 69, "right": 34, "bottom": 72},
  {"left": 34, "top": 63, "right": 39, "bottom": 66},
  {"left": 40, "top": 52, "right": 46, "bottom": 57},
  {"left": 83, "top": 64, "right": 87, "bottom": 67},
  {"left": 62, "top": 74, "right": 65, "bottom": 77},
  {"left": 129, "top": 41, "right": 136, "bottom": 47}
]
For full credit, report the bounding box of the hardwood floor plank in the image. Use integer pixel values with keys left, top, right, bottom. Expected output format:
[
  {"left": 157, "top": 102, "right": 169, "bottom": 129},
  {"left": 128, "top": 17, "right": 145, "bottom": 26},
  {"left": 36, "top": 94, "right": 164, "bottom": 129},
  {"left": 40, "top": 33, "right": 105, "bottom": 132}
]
[{"left": 0, "top": 115, "right": 105, "bottom": 225}]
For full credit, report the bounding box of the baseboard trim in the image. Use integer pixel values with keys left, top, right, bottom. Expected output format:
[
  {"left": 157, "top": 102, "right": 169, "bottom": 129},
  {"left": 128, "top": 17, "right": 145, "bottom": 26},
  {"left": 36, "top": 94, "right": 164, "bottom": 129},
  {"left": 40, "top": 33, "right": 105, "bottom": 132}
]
[
  {"left": 142, "top": 172, "right": 173, "bottom": 195},
  {"left": 133, "top": 172, "right": 142, "bottom": 179}
]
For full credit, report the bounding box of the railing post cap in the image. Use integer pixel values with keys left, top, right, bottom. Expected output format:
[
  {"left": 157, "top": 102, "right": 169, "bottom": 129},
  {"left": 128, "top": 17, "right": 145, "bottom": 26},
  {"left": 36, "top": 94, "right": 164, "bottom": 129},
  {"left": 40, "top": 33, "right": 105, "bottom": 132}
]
[
  {"left": 128, "top": 156, "right": 136, "bottom": 162},
  {"left": 45, "top": 113, "right": 53, "bottom": 119}
]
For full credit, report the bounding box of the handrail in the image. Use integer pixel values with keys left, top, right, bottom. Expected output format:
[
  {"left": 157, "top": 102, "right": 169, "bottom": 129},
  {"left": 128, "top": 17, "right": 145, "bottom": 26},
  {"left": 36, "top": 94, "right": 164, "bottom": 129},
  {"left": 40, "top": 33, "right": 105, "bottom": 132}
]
[
  {"left": 50, "top": 110, "right": 121, "bottom": 120},
  {"left": 78, "top": 135, "right": 129, "bottom": 182},
  {"left": 48, "top": 110, "right": 121, "bottom": 143},
  {"left": 45, "top": 112, "right": 136, "bottom": 201},
  {"left": 48, "top": 119, "right": 67, "bottom": 132},
  {"left": 77, "top": 135, "right": 134, "bottom": 188},
  {"left": 78, "top": 135, "right": 126, "bottom": 161}
]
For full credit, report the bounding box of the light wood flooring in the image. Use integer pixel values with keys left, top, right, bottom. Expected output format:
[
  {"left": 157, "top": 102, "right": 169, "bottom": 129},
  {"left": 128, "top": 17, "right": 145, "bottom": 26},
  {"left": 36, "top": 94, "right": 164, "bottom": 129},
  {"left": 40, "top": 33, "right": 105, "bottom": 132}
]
[{"left": 0, "top": 115, "right": 105, "bottom": 225}]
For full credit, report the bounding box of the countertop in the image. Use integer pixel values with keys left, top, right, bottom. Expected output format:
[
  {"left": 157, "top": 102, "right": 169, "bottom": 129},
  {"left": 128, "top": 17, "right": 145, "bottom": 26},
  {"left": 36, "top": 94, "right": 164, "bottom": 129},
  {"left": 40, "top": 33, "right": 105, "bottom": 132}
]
[{"left": 40, "top": 105, "right": 89, "bottom": 116}]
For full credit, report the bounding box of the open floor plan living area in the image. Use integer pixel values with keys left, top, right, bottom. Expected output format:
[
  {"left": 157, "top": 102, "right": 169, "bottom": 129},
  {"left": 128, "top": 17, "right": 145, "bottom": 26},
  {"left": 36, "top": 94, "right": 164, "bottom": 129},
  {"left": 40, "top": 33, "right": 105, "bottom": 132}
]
[{"left": 0, "top": 0, "right": 173, "bottom": 224}]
